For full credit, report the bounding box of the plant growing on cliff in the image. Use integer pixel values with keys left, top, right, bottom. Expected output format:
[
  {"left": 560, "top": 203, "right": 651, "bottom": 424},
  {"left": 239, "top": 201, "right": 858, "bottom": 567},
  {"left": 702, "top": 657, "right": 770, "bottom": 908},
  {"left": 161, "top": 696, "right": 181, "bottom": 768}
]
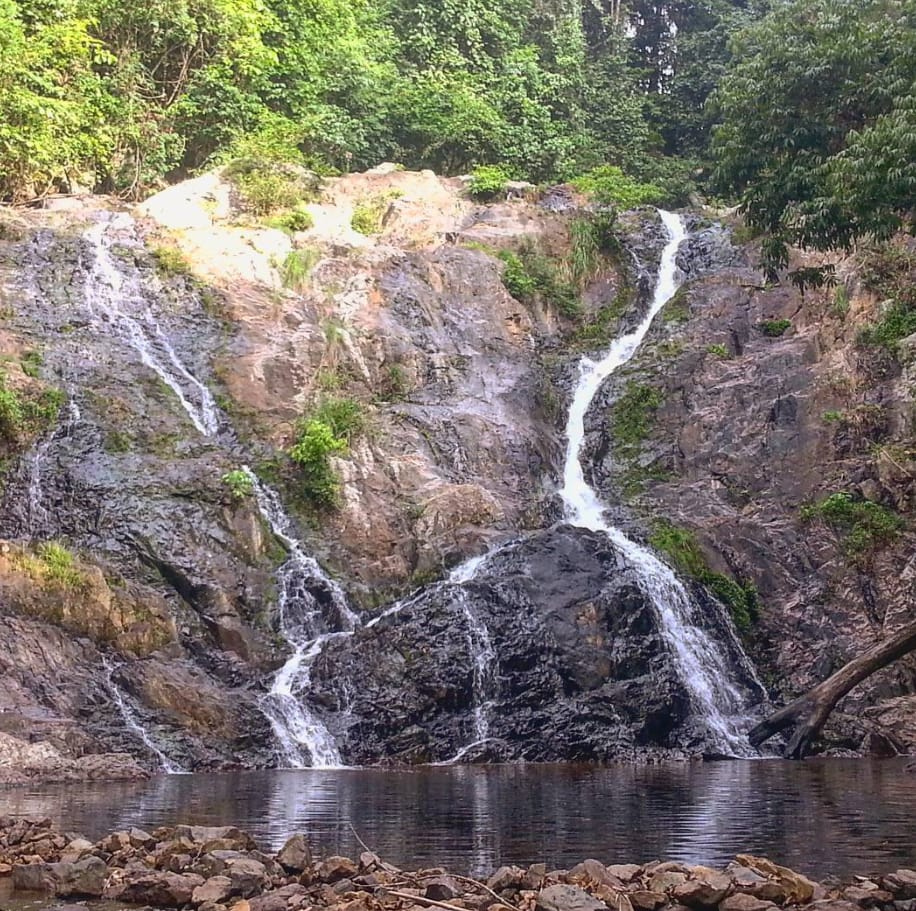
[
  {"left": 800, "top": 492, "right": 904, "bottom": 561},
  {"left": 222, "top": 469, "right": 253, "bottom": 501},
  {"left": 649, "top": 521, "right": 759, "bottom": 632},
  {"left": 351, "top": 191, "right": 402, "bottom": 235},
  {"left": 289, "top": 419, "right": 349, "bottom": 508},
  {"left": 613, "top": 382, "right": 664, "bottom": 451},
  {"left": 497, "top": 245, "right": 580, "bottom": 318},
  {"left": 279, "top": 249, "right": 320, "bottom": 291},
  {"left": 0, "top": 377, "right": 24, "bottom": 442},
  {"left": 13, "top": 542, "right": 86, "bottom": 590},
  {"left": 759, "top": 319, "right": 791, "bottom": 338}
]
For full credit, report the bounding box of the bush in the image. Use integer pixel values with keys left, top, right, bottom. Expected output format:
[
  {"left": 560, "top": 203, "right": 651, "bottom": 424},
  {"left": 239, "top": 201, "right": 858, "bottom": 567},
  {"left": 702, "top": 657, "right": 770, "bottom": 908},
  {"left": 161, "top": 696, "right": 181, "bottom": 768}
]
[
  {"left": 36, "top": 542, "right": 84, "bottom": 588},
  {"left": 225, "top": 158, "right": 319, "bottom": 215},
  {"left": 571, "top": 165, "right": 662, "bottom": 209},
  {"left": 351, "top": 191, "right": 401, "bottom": 235},
  {"left": 20, "top": 350, "right": 42, "bottom": 378},
  {"left": 0, "top": 378, "right": 24, "bottom": 441},
  {"left": 289, "top": 419, "right": 349, "bottom": 508},
  {"left": 467, "top": 165, "right": 510, "bottom": 200},
  {"left": 312, "top": 396, "right": 365, "bottom": 441},
  {"left": 497, "top": 246, "right": 580, "bottom": 318},
  {"left": 150, "top": 245, "right": 192, "bottom": 277},
  {"left": 270, "top": 207, "right": 314, "bottom": 233},
  {"left": 801, "top": 492, "right": 904, "bottom": 560},
  {"left": 221, "top": 469, "right": 253, "bottom": 500},
  {"left": 707, "top": 343, "right": 730, "bottom": 359},
  {"left": 759, "top": 319, "right": 792, "bottom": 337}
]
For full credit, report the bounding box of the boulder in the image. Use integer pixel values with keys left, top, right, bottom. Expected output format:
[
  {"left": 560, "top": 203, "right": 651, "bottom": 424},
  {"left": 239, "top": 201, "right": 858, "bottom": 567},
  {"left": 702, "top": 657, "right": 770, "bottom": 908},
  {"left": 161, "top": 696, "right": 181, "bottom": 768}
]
[
  {"left": 224, "top": 857, "right": 269, "bottom": 897},
  {"left": 105, "top": 870, "right": 206, "bottom": 906},
  {"left": 318, "top": 856, "right": 359, "bottom": 883},
  {"left": 175, "top": 826, "right": 258, "bottom": 853},
  {"left": 884, "top": 872, "right": 916, "bottom": 901},
  {"left": 672, "top": 875, "right": 732, "bottom": 908},
  {"left": 193, "top": 876, "right": 235, "bottom": 905},
  {"left": 536, "top": 884, "right": 609, "bottom": 911},
  {"left": 426, "top": 876, "right": 463, "bottom": 901},
  {"left": 631, "top": 891, "right": 667, "bottom": 911},
  {"left": 570, "top": 860, "right": 624, "bottom": 889},
  {"left": 277, "top": 835, "right": 312, "bottom": 873},
  {"left": 11, "top": 857, "right": 106, "bottom": 897},
  {"left": 608, "top": 866, "right": 643, "bottom": 884},
  {"left": 719, "top": 894, "right": 778, "bottom": 911},
  {"left": 488, "top": 866, "right": 527, "bottom": 892},
  {"left": 735, "top": 856, "right": 816, "bottom": 905},
  {"left": 649, "top": 872, "right": 689, "bottom": 894}
]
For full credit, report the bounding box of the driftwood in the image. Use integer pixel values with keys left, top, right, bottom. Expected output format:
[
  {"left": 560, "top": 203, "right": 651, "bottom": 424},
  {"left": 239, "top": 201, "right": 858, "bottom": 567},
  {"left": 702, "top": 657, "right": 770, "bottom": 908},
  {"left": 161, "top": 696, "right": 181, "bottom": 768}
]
[{"left": 749, "top": 620, "right": 916, "bottom": 758}]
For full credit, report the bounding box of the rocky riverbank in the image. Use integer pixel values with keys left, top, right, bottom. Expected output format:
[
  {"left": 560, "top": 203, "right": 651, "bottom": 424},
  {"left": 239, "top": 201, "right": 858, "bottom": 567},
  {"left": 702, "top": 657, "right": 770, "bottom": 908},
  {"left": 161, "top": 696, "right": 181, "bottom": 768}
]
[{"left": 1, "top": 818, "right": 915, "bottom": 911}]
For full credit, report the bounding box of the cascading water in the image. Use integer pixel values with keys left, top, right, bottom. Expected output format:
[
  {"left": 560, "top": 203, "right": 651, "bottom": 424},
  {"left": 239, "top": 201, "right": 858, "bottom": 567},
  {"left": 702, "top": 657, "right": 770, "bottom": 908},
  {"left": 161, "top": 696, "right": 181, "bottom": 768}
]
[
  {"left": 560, "top": 210, "right": 756, "bottom": 756},
  {"left": 246, "top": 469, "right": 358, "bottom": 768},
  {"left": 103, "top": 660, "right": 186, "bottom": 774},
  {"left": 26, "top": 398, "right": 80, "bottom": 537},
  {"left": 81, "top": 215, "right": 220, "bottom": 437}
]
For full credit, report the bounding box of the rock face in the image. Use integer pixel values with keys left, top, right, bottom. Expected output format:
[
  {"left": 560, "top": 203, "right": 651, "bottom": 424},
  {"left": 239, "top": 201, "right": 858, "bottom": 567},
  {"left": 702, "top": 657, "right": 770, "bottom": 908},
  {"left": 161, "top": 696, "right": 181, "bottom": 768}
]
[{"left": 308, "top": 524, "right": 763, "bottom": 763}]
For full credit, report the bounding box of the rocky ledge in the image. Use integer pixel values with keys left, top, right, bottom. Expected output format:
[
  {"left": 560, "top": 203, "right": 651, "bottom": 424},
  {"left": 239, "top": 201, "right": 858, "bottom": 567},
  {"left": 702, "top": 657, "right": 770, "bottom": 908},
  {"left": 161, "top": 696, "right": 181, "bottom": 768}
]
[{"left": 2, "top": 818, "right": 915, "bottom": 911}]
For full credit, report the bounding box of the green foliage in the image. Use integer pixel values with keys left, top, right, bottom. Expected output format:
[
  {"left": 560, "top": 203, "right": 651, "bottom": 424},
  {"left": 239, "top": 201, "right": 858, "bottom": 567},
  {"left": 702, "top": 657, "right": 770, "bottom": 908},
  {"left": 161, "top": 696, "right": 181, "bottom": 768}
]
[
  {"left": 36, "top": 541, "right": 84, "bottom": 588},
  {"left": 289, "top": 418, "right": 349, "bottom": 508},
  {"left": 649, "top": 520, "right": 759, "bottom": 632},
  {"left": 150, "top": 245, "right": 192, "bottom": 277},
  {"left": 312, "top": 396, "right": 365, "bottom": 441},
  {"left": 857, "top": 244, "right": 916, "bottom": 355},
  {"left": 613, "top": 382, "right": 664, "bottom": 450},
  {"left": 0, "top": 377, "right": 24, "bottom": 442},
  {"left": 279, "top": 249, "right": 320, "bottom": 290},
  {"left": 0, "top": 374, "right": 63, "bottom": 443},
  {"left": 570, "top": 287, "right": 633, "bottom": 351},
  {"left": 225, "top": 158, "right": 318, "bottom": 215},
  {"left": 351, "top": 191, "right": 401, "bottom": 235},
  {"left": 221, "top": 469, "right": 253, "bottom": 500},
  {"left": 801, "top": 492, "right": 904, "bottom": 560},
  {"left": 707, "top": 343, "right": 730, "bottom": 359},
  {"left": 269, "top": 207, "right": 314, "bottom": 233},
  {"left": 497, "top": 246, "right": 580, "bottom": 318},
  {"left": 712, "top": 0, "right": 916, "bottom": 280},
  {"left": 759, "top": 319, "right": 791, "bottom": 338},
  {"left": 467, "top": 165, "right": 510, "bottom": 200},
  {"left": 572, "top": 165, "right": 663, "bottom": 209}
]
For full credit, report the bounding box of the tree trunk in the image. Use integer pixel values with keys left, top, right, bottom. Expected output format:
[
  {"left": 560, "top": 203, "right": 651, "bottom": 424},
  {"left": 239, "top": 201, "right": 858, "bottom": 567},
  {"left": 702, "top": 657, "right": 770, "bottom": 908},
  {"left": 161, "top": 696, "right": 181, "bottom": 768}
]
[{"left": 749, "top": 620, "right": 916, "bottom": 759}]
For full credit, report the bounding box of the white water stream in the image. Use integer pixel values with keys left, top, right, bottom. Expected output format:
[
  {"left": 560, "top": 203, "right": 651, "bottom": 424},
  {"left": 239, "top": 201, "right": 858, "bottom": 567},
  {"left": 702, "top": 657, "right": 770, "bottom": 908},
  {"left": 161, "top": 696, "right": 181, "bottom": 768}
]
[
  {"left": 26, "top": 398, "right": 80, "bottom": 537},
  {"left": 246, "top": 469, "right": 359, "bottom": 768},
  {"left": 82, "top": 216, "right": 220, "bottom": 437},
  {"left": 103, "top": 660, "right": 186, "bottom": 774},
  {"left": 560, "top": 210, "right": 754, "bottom": 755}
]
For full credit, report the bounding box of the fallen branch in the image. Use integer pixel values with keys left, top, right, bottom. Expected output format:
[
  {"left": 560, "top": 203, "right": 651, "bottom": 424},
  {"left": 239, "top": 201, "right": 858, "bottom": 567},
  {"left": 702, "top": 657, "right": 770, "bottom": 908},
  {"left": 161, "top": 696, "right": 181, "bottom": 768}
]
[
  {"left": 382, "top": 889, "right": 477, "bottom": 911},
  {"left": 749, "top": 620, "right": 916, "bottom": 758}
]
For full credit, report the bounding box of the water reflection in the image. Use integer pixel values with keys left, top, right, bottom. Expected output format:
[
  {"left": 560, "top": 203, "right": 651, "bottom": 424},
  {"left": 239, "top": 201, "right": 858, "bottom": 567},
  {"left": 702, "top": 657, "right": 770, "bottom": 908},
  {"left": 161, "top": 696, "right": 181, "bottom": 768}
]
[{"left": 1, "top": 760, "right": 913, "bottom": 880}]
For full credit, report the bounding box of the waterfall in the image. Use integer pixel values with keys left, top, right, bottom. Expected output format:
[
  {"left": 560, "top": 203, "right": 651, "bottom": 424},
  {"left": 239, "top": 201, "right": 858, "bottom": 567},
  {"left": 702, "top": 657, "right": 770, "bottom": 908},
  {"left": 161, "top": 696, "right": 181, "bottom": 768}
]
[
  {"left": 103, "top": 660, "right": 186, "bottom": 775},
  {"left": 246, "top": 469, "right": 358, "bottom": 768},
  {"left": 560, "top": 209, "right": 756, "bottom": 756},
  {"left": 81, "top": 215, "right": 220, "bottom": 437}
]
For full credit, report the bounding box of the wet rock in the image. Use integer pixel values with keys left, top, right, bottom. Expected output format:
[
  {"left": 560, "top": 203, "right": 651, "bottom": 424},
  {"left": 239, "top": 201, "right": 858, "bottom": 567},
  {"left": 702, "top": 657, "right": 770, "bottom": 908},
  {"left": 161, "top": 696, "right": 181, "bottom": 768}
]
[
  {"left": 536, "top": 883, "right": 608, "bottom": 911},
  {"left": 277, "top": 835, "right": 312, "bottom": 873}
]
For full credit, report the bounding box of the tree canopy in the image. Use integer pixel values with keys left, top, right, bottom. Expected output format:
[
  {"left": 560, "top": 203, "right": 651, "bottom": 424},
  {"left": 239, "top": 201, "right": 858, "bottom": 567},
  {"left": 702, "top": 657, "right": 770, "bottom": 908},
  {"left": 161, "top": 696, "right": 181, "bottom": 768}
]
[{"left": 711, "top": 0, "right": 916, "bottom": 280}]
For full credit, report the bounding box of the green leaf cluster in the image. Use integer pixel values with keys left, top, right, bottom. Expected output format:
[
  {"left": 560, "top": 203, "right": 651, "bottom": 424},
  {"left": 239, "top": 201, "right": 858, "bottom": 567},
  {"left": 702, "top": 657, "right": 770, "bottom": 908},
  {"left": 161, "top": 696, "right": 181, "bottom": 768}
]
[{"left": 800, "top": 492, "right": 905, "bottom": 561}]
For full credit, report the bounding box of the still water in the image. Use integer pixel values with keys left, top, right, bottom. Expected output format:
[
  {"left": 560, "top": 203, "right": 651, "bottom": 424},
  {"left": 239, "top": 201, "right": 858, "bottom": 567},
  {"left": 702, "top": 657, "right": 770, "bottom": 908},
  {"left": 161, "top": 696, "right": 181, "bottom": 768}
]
[{"left": 2, "top": 760, "right": 914, "bottom": 881}]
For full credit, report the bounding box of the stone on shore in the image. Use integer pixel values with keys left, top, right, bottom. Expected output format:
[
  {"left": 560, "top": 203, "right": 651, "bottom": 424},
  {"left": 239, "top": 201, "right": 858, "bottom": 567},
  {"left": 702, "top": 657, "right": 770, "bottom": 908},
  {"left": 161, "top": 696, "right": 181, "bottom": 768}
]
[{"left": 537, "top": 883, "right": 609, "bottom": 911}]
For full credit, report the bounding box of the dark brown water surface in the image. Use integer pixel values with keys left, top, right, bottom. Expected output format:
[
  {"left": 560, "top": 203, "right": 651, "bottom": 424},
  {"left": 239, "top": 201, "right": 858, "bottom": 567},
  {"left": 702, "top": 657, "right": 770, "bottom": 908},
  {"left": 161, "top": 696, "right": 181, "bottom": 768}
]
[{"left": 1, "top": 760, "right": 914, "bottom": 880}]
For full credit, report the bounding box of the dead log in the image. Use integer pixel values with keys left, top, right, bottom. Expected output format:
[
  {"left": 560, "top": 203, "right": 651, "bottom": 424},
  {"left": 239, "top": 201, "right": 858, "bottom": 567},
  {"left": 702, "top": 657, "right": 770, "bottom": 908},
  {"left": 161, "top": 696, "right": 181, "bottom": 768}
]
[{"left": 749, "top": 620, "right": 916, "bottom": 758}]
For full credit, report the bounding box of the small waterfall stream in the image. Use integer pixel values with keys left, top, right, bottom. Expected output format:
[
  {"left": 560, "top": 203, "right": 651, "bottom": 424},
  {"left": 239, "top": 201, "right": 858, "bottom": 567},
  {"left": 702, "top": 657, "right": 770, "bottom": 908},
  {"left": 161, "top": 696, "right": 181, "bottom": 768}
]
[
  {"left": 25, "top": 398, "right": 80, "bottom": 537},
  {"left": 103, "top": 660, "right": 186, "bottom": 774},
  {"left": 81, "top": 215, "right": 220, "bottom": 437},
  {"left": 560, "top": 210, "right": 755, "bottom": 755},
  {"left": 246, "top": 470, "right": 358, "bottom": 768}
]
